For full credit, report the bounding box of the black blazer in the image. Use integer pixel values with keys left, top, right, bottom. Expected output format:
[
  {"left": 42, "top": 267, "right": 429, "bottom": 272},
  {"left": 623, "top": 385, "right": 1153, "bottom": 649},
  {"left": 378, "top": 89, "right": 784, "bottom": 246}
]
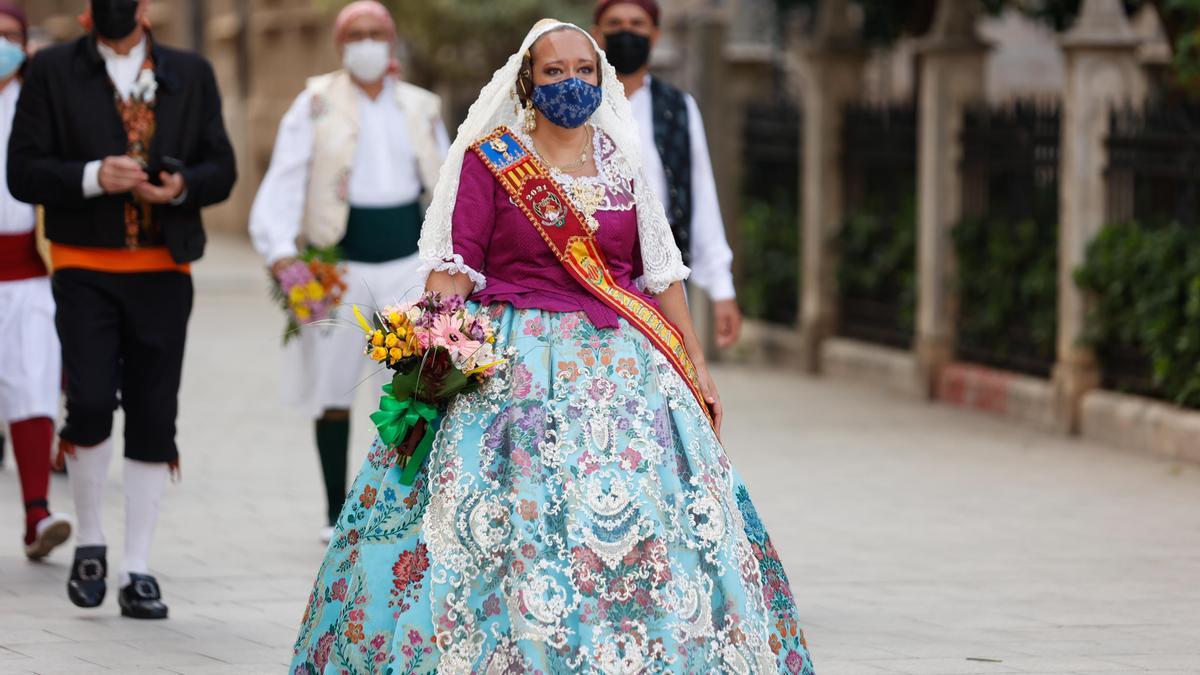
[{"left": 7, "top": 35, "right": 236, "bottom": 264}]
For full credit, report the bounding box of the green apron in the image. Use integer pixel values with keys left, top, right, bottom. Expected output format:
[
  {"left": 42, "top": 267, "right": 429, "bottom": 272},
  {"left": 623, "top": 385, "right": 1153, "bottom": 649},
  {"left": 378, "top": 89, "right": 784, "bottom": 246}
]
[{"left": 338, "top": 202, "right": 422, "bottom": 263}]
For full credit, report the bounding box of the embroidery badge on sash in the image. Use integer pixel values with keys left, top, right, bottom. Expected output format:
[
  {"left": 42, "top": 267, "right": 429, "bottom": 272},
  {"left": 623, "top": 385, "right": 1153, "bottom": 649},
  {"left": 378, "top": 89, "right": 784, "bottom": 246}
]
[{"left": 471, "top": 126, "right": 714, "bottom": 428}]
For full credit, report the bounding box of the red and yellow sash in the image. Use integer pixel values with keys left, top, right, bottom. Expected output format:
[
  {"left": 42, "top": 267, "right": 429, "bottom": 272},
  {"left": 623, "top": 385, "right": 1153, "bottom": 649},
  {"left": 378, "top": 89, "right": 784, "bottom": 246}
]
[{"left": 471, "top": 127, "right": 713, "bottom": 426}]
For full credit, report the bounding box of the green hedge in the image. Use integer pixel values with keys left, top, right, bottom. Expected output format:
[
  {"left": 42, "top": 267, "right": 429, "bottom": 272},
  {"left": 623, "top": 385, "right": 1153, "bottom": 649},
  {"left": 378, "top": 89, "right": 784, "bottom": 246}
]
[
  {"left": 837, "top": 193, "right": 917, "bottom": 336},
  {"left": 737, "top": 198, "right": 800, "bottom": 325},
  {"left": 952, "top": 216, "right": 1058, "bottom": 374},
  {"left": 1075, "top": 221, "right": 1200, "bottom": 408}
]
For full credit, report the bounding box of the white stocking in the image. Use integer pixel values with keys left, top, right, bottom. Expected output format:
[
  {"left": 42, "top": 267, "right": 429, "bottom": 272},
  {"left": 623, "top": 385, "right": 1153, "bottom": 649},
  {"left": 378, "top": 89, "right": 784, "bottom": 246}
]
[
  {"left": 120, "top": 459, "right": 168, "bottom": 588},
  {"left": 64, "top": 438, "right": 114, "bottom": 548}
]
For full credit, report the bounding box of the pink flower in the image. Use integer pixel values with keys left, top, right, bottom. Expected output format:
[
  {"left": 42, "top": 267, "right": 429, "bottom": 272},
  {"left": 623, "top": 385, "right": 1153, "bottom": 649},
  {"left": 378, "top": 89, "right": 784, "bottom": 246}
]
[
  {"left": 512, "top": 447, "right": 532, "bottom": 469},
  {"left": 579, "top": 451, "right": 600, "bottom": 476},
  {"left": 331, "top": 578, "right": 348, "bottom": 601},
  {"left": 621, "top": 446, "right": 643, "bottom": 469},
  {"left": 523, "top": 316, "right": 545, "bottom": 337},
  {"left": 313, "top": 633, "right": 334, "bottom": 670},
  {"left": 371, "top": 633, "right": 387, "bottom": 649},
  {"left": 348, "top": 609, "right": 365, "bottom": 622},
  {"left": 448, "top": 339, "right": 484, "bottom": 365},
  {"left": 511, "top": 364, "right": 533, "bottom": 399},
  {"left": 559, "top": 313, "right": 581, "bottom": 336},
  {"left": 408, "top": 629, "right": 422, "bottom": 645},
  {"left": 427, "top": 314, "right": 467, "bottom": 348}
]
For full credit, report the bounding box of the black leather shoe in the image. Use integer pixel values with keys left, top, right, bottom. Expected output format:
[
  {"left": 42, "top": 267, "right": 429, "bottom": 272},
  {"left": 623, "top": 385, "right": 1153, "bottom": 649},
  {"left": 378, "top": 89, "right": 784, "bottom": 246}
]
[
  {"left": 67, "top": 545, "right": 107, "bottom": 608},
  {"left": 118, "top": 573, "right": 168, "bottom": 619}
]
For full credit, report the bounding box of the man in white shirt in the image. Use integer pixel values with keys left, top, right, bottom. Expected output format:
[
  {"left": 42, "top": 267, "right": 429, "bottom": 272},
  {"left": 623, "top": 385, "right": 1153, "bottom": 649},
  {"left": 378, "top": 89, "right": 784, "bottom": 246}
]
[
  {"left": 249, "top": 1, "right": 449, "bottom": 544},
  {"left": 592, "top": 0, "right": 743, "bottom": 348}
]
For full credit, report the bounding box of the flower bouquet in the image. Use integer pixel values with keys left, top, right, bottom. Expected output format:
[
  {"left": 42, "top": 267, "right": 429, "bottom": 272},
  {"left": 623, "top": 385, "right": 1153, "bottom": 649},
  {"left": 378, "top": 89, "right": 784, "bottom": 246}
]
[
  {"left": 355, "top": 292, "right": 507, "bottom": 485},
  {"left": 269, "top": 246, "right": 348, "bottom": 343}
]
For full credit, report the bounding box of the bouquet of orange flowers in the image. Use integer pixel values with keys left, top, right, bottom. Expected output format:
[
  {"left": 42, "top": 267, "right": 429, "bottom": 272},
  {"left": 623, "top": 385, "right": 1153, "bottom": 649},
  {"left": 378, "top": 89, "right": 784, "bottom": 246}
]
[
  {"left": 355, "top": 292, "right": 507, "bottom": 485},
  {"left": 270, "top": 246, "right": 348, "bottom": 343}
]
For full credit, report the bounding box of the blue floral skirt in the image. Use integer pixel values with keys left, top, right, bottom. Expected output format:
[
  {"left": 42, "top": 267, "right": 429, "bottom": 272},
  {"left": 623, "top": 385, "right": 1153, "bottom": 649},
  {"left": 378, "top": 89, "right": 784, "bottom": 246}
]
[{"left": 291, "top": 304, "right": 815, "bottom": 674}]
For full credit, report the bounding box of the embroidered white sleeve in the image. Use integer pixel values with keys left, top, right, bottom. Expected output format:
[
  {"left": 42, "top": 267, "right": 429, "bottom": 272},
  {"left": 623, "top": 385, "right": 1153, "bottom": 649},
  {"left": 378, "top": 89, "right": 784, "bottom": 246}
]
[
  {"left": 249, "top": 90, "right": 312, "bottom": 265},
  {"left": 633, "top": 164, "right": 690, "bottom": 294},
  {"left": 426, "top": 253, "right": 487, "bottom": 293}
]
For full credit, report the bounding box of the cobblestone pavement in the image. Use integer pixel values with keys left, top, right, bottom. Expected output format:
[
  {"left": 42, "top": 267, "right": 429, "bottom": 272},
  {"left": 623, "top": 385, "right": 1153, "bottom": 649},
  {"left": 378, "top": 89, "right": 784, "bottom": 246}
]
[{"left": 1, "top": 235, "right": 1198, "bottom": 674}]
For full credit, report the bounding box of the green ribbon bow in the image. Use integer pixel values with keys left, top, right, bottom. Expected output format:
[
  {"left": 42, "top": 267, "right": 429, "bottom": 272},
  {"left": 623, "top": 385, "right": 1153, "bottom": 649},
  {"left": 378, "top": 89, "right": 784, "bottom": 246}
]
[{"left": 370, "top": 384, "right": 440, "bottom": 485}]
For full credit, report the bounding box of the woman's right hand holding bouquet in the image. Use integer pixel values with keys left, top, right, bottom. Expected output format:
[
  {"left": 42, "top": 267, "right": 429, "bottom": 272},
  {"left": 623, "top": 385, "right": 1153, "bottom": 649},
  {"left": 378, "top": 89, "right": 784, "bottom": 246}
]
[{"left": 354, "top": 291, "right": 508, "bottom": 485}]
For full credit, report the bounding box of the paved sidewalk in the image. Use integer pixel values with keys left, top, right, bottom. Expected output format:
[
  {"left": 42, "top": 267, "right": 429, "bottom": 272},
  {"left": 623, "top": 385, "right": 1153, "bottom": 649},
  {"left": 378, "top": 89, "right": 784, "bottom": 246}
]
[{"left": 0, "top": 234, "right": 1198, "bottom": 674}]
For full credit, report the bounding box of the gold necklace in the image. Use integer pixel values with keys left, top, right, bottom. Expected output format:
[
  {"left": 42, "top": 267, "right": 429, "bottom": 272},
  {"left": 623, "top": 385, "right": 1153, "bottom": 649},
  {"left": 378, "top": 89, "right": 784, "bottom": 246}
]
[{"left": 533, "top": 126, "right": 592, "bottom": 173}]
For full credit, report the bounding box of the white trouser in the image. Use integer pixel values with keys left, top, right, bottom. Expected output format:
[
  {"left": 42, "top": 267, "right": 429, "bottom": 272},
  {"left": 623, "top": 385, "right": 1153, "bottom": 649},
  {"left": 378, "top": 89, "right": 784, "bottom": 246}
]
[{"left": 0, "top": 276, "right": 61, "bottom": 423}]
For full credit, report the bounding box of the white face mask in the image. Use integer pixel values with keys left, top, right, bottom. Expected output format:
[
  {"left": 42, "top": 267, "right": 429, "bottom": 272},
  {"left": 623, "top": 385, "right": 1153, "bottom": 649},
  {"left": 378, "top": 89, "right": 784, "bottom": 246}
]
[{"left": 343, "top": 39, "right": 391, "bottom": 83}]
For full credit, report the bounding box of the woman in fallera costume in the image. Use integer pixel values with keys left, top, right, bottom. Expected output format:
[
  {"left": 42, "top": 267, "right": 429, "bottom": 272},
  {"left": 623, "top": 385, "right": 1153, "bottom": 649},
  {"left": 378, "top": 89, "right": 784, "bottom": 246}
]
[{"left": 290, "top": 19, "right": 815, "bottom": 674}]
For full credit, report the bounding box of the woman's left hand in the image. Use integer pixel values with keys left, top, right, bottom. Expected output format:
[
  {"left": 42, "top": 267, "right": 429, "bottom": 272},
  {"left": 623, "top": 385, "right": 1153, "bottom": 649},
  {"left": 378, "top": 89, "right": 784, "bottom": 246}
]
[{"left": 695, "top": 362, "right": 723, "bottom": 440}]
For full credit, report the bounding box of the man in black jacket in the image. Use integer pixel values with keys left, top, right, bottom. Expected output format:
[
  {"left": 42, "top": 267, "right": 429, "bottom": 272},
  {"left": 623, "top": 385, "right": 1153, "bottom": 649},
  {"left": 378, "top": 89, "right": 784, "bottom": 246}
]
[{"left": 7, "top": 0, "right": 235, "bottom": 620}]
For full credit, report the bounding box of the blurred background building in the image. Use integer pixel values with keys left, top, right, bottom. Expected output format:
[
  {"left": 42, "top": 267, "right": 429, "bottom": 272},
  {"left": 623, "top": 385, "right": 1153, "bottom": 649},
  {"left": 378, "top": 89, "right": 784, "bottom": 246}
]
[{"left": 15, "top": 0, "right": 1200, "bottom": 460}]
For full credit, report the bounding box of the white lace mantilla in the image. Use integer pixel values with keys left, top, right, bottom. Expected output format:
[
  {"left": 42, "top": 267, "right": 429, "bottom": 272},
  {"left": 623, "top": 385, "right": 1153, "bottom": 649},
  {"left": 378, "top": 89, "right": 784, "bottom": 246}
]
[{"left": 417, "top": 20, "right": 689, "bottom": 295}]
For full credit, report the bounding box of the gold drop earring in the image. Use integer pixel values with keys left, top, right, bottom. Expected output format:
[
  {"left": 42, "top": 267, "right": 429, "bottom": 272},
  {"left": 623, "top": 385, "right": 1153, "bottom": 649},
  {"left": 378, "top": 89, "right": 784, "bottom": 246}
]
[
  {"left": 518, "top": 76, "right": 537, "bottom": 134},
  {"left": 523, "top": 99, "right": 538, "bottom": 134}
]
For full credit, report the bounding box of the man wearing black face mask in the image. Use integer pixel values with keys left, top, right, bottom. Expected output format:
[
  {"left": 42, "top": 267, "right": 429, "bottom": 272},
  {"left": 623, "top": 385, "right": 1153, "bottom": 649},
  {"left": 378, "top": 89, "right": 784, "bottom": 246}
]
[
  {"left": 592, "top": 0, "right": 743, "bottom": 350},
  {"left": 7, "top": 0, "right": 235, "bottom": 620}
]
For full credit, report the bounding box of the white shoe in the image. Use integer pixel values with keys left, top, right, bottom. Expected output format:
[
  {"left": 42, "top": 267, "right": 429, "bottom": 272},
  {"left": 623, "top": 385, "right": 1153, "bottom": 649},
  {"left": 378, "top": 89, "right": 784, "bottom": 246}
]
[
  {"left": 319, "top": 526, "right": 334, "bottom": 544},
  {"left": 25, "top": 513, "right": 73, "bottom": 561}
]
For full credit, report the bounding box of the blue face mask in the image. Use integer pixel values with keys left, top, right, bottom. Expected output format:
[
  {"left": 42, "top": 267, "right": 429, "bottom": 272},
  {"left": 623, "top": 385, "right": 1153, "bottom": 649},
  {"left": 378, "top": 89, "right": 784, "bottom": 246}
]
[
  {"left": 531, "top": 77, "right": 602, "bottom": 129},
  {"left": 0, "top": 39, "right": 24, "bottom": 80}
]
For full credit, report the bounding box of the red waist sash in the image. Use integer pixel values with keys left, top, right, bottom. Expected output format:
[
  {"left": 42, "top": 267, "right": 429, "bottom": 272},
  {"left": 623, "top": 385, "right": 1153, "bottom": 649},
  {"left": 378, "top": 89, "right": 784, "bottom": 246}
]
[{"left": 0, "top": 231, "right": 47, "bottom": 281}]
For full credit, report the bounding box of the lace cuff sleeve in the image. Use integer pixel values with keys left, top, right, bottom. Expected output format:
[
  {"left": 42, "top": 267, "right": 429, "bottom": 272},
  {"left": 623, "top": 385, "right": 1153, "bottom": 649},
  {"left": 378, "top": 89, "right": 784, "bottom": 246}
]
[
  {"left": 633, "top": 165, "right": 690, "bottom": 294},
  {"left": 421, "top": 254, "right": 487, "bottom": 293}
]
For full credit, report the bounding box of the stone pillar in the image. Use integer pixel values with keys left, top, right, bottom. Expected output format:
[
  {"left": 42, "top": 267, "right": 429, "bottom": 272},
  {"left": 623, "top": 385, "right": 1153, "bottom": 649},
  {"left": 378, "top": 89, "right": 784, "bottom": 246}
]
[
  {"left": 1053, "top": 0, "right": 1147, "bottom": 432},
  {"left": 795, "top": 0, "right": 865, "bottom": 372},
  {"left": 913, "top": 0, "right": 987, "bottom": 396},
  {"left": 681, "top": 5, "right": 730, "bottom": 358},
  {"left": 203, "top": 0, "right": 249, "bottom": 234}
]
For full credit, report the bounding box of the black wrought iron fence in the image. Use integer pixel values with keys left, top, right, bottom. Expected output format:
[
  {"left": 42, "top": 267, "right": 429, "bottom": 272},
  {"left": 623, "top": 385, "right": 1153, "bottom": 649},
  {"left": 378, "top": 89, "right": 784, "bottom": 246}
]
[
  {"left": 739, "top": 99, "right": 801, "bottom": 326},
  {"left": 1092, "top": 102, "right": 1200, "bottom": 401},
  {"left": 953, "top": 101, "right": 1061, "bottom": 377},
  {"left": 837, "top": 101, "right": 917, "bottom": 349},
  {"left": 1107, "top": 102, "right": 1200, "bottom": 227}
]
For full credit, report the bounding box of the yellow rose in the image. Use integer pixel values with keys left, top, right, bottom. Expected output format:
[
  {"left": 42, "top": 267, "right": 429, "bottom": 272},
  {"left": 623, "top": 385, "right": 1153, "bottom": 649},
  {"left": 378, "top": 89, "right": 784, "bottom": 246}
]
[
  {"left": 389, "top": 347, "right": 404, "bottom": 361},
  {"left": 306, "top": 281, "right": 325, "bottom": 301},
  {"left": 294, "top": 305, "right": 311, "bottom": 321},
  {"left": 369, "top": 346, "right": 388, "bottom": 361},
  {"left": 370, "top": 330, "right": 384, "bottom": 347},
  {"left": 385, "top": 333, "right": 399, "bottom": 348},
  {"left": 288, "top": 287, "right": 306, "bottom": 304}
]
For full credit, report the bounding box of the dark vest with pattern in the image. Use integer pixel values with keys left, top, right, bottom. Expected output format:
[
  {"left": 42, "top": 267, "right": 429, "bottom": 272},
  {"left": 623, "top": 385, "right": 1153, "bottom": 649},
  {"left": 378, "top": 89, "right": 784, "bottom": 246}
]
[{"left": 649, "top": 77, "right": 693, "bottom": 264}]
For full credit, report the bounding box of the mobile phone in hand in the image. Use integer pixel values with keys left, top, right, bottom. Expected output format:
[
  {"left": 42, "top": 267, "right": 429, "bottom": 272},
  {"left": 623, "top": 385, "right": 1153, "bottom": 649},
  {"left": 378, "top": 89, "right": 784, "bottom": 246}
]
[{"left": 161, "top": 156, "right": 185, "bottom": 174}]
